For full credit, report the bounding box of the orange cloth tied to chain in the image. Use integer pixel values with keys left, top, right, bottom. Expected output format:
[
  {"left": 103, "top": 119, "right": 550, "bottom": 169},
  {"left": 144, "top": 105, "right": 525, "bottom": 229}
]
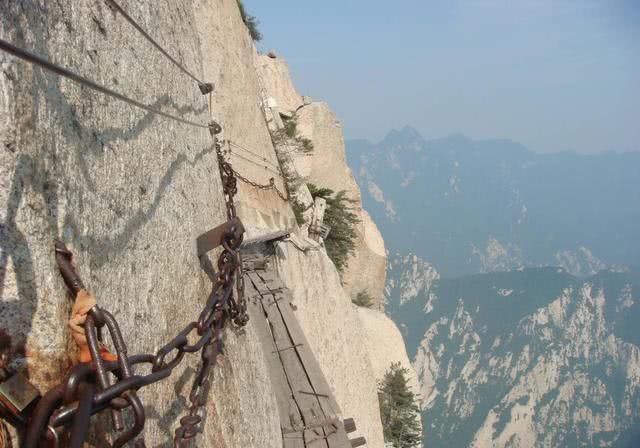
[{"left": 69, "top": 290, "right": 117, "bottom": 363}]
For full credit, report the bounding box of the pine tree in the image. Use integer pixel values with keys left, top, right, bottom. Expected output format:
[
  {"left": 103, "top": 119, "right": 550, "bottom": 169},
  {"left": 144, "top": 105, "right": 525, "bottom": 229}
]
[
  {"left": 378, "top": 363, "right": 422, "bottom": 448},
  {"left": 307, "top": 184, "right": 359, "bottom": 272}
]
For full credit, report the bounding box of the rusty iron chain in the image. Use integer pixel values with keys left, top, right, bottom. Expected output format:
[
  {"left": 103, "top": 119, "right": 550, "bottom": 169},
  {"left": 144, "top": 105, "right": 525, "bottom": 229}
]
[
  {"left": 232, "top": 168, "right": 290, "bottom": 202},
  {"left": 14, "top": 133, "right": 249, "bottom": 448},
  {"left": 0, "top": 19, "right": 256, "bottom": 448},
  {"left": 222, "top": 142, "right": 289, "bottom": 202}
]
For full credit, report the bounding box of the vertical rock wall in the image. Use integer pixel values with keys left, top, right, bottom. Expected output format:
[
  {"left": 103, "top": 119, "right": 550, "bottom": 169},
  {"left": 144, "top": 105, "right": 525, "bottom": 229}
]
[
  {"left": 1, "top": 1, "right": 281, "bottom": 446},
  {"left": 356, "top": 308, "right": 421, "bottom": 400},
  {"left": 255, "top": 55, "right": 387, "bottom": 308},
  {"left": 193, "top": 0, "right": 295, "bottom": 239}
]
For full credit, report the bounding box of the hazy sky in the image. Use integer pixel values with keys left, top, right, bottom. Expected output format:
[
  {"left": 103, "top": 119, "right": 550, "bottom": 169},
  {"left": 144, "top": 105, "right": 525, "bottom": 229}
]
[{"left": 245, "top": 0, "right": 639, "bottom": 153}]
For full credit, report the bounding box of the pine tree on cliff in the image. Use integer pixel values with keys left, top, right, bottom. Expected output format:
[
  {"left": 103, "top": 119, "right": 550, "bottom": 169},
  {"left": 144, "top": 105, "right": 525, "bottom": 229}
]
[
  {"left": 379, "top": 363, "right": 422, "bottom": 448},
  {"left": 307, "top": 183, "right": 359, "bottom": 272}
]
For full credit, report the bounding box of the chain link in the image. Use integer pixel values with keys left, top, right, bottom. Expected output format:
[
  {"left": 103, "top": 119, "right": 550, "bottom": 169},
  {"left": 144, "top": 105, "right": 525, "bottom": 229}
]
[
  {"left": 232, "top": 168, "right": 290, "bottom": 202},
  {"left": 222, "top": 142, "right": 289, "bottom": 202},
  {"left": 18, "top": 133, "right": 249, "bottom": 448}
]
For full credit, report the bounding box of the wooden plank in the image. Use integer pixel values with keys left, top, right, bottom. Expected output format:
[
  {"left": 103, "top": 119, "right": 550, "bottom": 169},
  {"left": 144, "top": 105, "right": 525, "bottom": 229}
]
[
  {"left": 254, "top": 271, "right": 352, "bottom": 448},
  {"left": 244, "top": 276, "right": 304, "bottom": 448},
  {"left": 253, "top": 275, "right": 350, "bottom": 448},
  {"left": 255, "top": 272, "right": 342, "bottom": 416},
  {"left": 247, "top": 273, "right": 332, "bottom": 448},
  {"left": 247, "top": 268, "right": 352, "bottom": 447},
  {"left": 265, "top": 306, "right": 330, "bottom": 447},
  {"left": 273, "top": 304, "right": 349, "bottom": 447}
]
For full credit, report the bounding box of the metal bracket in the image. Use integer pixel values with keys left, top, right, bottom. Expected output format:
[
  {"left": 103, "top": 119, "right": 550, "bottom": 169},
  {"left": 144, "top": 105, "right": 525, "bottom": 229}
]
[
  {"left": 196, "top": 217, "right": 244, "bottom": 257},
  {"left": 198, "top": 82, "right": 214, "bottom": 95},
  {"left": 208, "top": 120, "right": 222, "bottom": 136},
  {"left": 0, "top": 372, "right": 40, "bottom": 417}
]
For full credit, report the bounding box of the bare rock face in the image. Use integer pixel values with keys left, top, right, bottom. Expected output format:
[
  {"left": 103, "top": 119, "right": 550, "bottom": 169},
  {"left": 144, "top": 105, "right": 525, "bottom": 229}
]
[
  {"left": 356, "top": 307, "right": 423, "bottom": 446},
  {"left": 1, "top": 1, "right": 281, "bottom": 446},
  {"left": 342, "top": 210, "right": 387, "bottom": 310},
  {"left": 254, "top": 55, "right": 388, "bottom": 308},
  {"left": 296, "top": 102, "right": 387, "bottom": 307},
  {"left": 254, "top": 54, "right": 304, "bottom": 116},
  {"left": 275, "top": 241, "right": 386, "bottom": 448},
  {"left": 356, "top": 308, "right": 420, "bottom": 399},
  {"left": 295, "top": 102, "right": 360, "bottom": 197},
  {"left": 196, "top": 2, "right": 295, "bottom": 238}
]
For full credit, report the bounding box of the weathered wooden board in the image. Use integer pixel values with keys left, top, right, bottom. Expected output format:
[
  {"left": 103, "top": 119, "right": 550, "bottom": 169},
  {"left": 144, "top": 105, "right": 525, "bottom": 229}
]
[
  {"left": 260, "top": 293, "right": 330, "bottom": 446},
  {"left": 253, "top": 272, "right": 351, "bottom": 447},
  {"left": 245, "top": 276, "right": 305, "bottom": 448},
  {"left": 247, "top": 272, "right": 321, "bottom": 445},
  {"left": 250, "top": 273, "right": 348, "bottom": 448},
  {"left": 244, "top": 258, "right": 352, "bottom": 448},
  {"left": 254, "top": 272, "right": 342, "bottom": 416}
]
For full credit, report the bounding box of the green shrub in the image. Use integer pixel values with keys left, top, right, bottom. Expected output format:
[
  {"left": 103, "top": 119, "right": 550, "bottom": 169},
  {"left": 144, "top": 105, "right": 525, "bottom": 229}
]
[
  {"left": 291, "top": 200, "right": 305, "bottom": 226},
  {"left": 307, "top": 183, "right": 359, "bottom": 272},
  {"left": 273, "top": 116, "right": 314, "bottom": 155},
  {"left": 237, "top": 0, "right": 262, "bottom": 41},
  {"left": 283, "top": 117, "right": 297, "bottom": 138},
  {"left": 378, "top": 363, "right": 422, "bottom": 448},
  {"left": 353, "top": 291, "right": 375, "bottom": 308},
  {"left": 299, "top": 137, "right": 314, "bottom": 153}
]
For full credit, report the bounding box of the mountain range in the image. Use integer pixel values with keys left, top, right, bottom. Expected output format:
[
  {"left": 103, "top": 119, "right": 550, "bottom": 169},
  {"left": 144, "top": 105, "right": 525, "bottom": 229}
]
[
  {"left": 347, "top": 127, "right": 639, "bottom": 277},
  {"left": 346, "top": 128, "right": 640, "bottom": 447},
  {"left": 386, "top": 255, "right": 640, "bottom": 447}
]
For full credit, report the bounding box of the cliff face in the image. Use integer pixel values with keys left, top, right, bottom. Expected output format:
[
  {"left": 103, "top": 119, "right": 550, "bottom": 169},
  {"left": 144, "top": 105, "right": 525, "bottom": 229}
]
[
  {"left": 1, "top": 1, "right": 283, "bottom": 446},
  {"left": 1, "top": 2, "right": 416, "bottom": 446},
  {"left": 255, "top": 55, "right": 387, "bottom": 309}
]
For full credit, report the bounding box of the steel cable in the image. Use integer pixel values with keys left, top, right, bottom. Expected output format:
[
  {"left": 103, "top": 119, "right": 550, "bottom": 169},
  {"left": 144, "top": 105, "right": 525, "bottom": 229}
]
[
  {"left": 228, "top": 140, "right": 281, "bottom": 170},
  {"left": 0, "top": 38, "right": 211, "bottom": 129},
  {"left": 105, "top": 0, "right": 208, "bottom": 87},
  {"left": 228, "top": 150, "right": 283, "bottom": 177}
]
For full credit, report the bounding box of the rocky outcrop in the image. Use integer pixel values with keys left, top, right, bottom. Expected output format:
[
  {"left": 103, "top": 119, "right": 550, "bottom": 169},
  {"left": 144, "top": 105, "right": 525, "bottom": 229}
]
[
  {"left": 254, "top": 55, "right": 303, "bottom": 115},
  {"left": 342, "top": 210, "right": 387, "bottom": 307},
  {"left": 356, "top": 307, "right": 420, "bottom": 400},
  {"left": 256, "top": 55, "right": 387, "bottom": 308}
]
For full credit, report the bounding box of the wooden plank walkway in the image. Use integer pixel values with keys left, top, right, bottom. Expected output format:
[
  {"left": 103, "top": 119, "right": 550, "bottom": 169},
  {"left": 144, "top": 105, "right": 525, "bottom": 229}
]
[{"left": 243, "top": 251, "right": 356, "bottom": 448}]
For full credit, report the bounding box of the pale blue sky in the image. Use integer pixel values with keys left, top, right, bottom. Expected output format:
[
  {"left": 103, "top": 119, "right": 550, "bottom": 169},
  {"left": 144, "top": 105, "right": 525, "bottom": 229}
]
[{"left": 245, "top": 0, "right": 639, "bottom": 153}]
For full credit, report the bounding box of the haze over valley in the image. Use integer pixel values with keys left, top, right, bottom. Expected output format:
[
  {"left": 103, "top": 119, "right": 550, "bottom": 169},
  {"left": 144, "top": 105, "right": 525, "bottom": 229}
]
[{"left": 347, "top": 128, "right": 640, "bottom": 447}]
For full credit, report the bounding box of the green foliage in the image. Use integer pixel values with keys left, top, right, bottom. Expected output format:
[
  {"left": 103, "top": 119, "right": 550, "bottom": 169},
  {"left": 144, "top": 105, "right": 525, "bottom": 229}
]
[
  {"left": 378, "top": 363, "right": 422, "bottom": 448},
  {"left": 291, "top": 200, "right": 305, "bottom": 226},
  {"left": 307, "top": 183, "right": 359, "bottom": 272},
  {"left": 237, "top": 0, "right": 262, "bottom": 41},
  {"left": 299, "top": 137, "right": 314, "bottom": 153},
  {"left": 283, "top": 117, "right": 297, "bottom": 138},
  {"left": 280, "top": 117, "right": 314, "bottom": 153},
  {"left": 353, "top": 291, "right": 374, "bottom": 308}
]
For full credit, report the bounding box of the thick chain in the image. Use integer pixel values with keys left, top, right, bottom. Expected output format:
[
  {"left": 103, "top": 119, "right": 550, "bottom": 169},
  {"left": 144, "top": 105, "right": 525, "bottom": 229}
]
[
  {"left": 20, "top": 135, "right": 249, "bottom": 448},
  {"left": 232, "top": 168, "right": 289, "bottom": 202},
  {"left": 223, "top": 142, "right": 289, "bottom": 202}
]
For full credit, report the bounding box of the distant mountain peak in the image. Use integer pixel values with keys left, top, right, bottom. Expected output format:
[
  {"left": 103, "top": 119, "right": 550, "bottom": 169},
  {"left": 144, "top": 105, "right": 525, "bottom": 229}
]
[
  {"left": 381, "top": 125, "right": 425, "bottom": 147},
  {"left": 441, "top": 132, "right": 470, "bottom": 144},
  {"left": 400, "top": 125, "right": 423, "bottom": 138}
]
